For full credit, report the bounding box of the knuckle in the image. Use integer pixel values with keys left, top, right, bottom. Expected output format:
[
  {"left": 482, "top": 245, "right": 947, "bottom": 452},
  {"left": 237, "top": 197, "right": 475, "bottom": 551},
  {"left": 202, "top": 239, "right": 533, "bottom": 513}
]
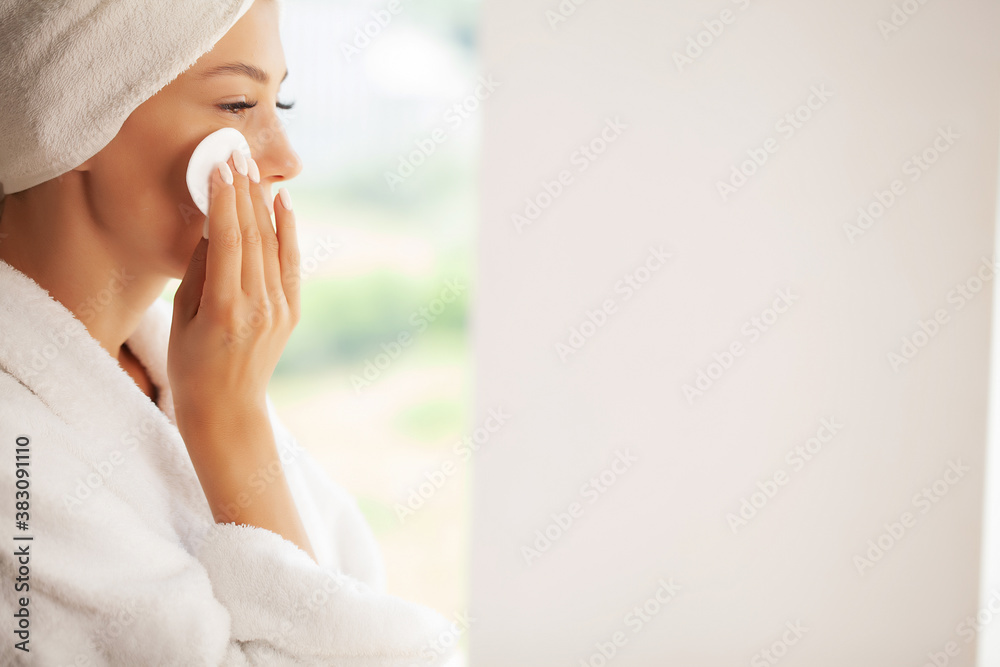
[
  {"left": 267, "top": 285, "right": 286, "bottom": 307},
  {"left": 252, "top": 295, "right": 273, "bottom": 319},
  {"left": 261, "top": 234, "right": 281, "bottom": 255},
  {"left": 282, "top": 267, "right": 302, "bottom": 292},
  {"left": 219, "top": 227, "right": 242, "bottom": 250},
  {"left": 242, "top": 225, "right": 262, "bottom": 247},
  {"left": 284, "top": 252, "right": 302, "bottom": 275}
]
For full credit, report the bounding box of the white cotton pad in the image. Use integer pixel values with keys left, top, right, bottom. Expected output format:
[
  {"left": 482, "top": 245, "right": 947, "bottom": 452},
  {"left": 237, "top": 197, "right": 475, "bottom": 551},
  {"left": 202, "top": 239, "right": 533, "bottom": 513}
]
[{"left": 186, "top": 127, "right": 252, "bottom": 237}]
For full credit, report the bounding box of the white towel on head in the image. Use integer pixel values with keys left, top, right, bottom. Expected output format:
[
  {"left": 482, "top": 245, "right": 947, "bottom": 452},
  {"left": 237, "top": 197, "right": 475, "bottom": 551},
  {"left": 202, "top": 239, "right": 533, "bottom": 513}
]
[{"left": 0, "top": 0, "right": 259, "bottom": 199}]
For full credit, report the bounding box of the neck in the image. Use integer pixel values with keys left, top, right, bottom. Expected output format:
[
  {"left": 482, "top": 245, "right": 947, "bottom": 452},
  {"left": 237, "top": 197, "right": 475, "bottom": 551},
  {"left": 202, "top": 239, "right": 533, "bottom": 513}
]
[{"left": 0, "top": 180, "right": 169, "bottom": 361}]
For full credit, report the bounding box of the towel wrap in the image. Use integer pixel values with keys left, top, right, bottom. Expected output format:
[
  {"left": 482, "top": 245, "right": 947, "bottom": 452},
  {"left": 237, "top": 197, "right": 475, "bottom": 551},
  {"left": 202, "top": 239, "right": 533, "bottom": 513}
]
[{"left": 0, "top": 0, "right": 264, "bottom": 201}]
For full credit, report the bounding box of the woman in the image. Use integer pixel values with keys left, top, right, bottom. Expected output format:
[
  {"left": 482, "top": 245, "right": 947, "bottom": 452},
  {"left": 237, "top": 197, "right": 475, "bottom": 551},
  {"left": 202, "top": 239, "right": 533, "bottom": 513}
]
[{"left": 0, "top": 0, "right": 456, "bottom": 664}]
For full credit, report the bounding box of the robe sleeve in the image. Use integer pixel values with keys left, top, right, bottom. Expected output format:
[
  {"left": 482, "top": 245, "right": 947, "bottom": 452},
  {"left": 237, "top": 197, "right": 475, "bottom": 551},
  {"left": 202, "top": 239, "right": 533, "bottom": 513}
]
[
  {"left": 264, "top": 393, "right": 388, "bottom": 590},
  {"left": 192, "top": 522, "right": 457, "bottom": 667},
  {"left": 0, "top": 377, "right": 459, "bottom": 666},
  {"left": 187, "top": 394, "right": 460, "bottom": 666}
]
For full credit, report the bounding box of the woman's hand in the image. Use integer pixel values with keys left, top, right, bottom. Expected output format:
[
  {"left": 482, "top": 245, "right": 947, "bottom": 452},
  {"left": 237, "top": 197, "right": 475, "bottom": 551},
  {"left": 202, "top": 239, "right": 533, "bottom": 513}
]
[
  {"left": 166, "top": 150, "right": 315, "bottom": 561},
  {"left": 168, "top": 150, "right": 299, "bottom": 427}
]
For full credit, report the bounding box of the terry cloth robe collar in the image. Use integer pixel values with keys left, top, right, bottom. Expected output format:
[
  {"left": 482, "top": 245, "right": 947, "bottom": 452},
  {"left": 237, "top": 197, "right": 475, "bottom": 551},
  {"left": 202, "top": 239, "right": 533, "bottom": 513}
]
[{"left": 0, "top": 257, "right": 214, "bottom": 549}]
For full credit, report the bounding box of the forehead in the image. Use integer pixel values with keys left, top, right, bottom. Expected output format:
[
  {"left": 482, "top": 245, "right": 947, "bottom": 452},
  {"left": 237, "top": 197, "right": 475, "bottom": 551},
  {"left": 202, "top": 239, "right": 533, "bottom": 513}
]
[{"left": 190, "top": 1, "right": 286, "bottom": 79}]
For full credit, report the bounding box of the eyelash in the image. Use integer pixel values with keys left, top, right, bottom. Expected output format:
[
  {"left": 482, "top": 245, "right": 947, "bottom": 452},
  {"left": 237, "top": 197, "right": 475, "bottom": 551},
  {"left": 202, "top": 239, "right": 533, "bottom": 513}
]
[{"left": 219, "top": 99, "right": 295, "bottom": 115}]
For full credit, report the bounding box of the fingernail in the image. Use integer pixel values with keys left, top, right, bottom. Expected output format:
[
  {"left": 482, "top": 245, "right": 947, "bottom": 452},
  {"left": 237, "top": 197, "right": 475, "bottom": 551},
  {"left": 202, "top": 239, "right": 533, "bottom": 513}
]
[
  {"left": 232, "top": 149, "right": 248, "bottom": 176},
  {"left": 278, "top": 187, "right": 293, "bottom": 211},
  {"left": 218, "top": 162, "right": 234, "bottom": 185},
  {"left": 247, "top": 158, "right": 260, "bottom": 184}
]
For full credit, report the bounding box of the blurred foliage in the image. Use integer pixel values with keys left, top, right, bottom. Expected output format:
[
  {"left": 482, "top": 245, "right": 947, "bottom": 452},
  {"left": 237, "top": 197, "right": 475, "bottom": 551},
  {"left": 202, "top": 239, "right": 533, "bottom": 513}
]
[
  {"left": 276, "top": 269, "right": 468, "bottom": 375},
  {"left": 355, "top": 495, "right": 404, "bottom": 535},
  {"left": 391, "top": 396, "right": 467, "bottom": 443}
]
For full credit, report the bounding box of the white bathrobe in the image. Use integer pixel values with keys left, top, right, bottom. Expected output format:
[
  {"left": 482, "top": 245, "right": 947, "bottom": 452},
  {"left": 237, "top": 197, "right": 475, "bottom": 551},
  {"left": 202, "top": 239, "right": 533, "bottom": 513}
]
[{"left": 0, "top": 258, "right": 458, "bottom": 666}]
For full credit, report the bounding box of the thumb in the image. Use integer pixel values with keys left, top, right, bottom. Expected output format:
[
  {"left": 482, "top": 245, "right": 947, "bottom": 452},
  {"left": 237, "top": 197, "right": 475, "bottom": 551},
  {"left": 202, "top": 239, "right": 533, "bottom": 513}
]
[{"left": 174, "top": 237, "right": 209, "bottom": 323}]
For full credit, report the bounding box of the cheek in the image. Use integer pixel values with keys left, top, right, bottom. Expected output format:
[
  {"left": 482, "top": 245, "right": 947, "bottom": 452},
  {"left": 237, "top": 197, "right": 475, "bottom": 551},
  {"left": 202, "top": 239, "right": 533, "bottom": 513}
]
[
  {"left": 88, "top": 164, "right": 192, "bottom": 243},
  {"left": 89, "top": 129, "right": 204, "bottom": 243}
]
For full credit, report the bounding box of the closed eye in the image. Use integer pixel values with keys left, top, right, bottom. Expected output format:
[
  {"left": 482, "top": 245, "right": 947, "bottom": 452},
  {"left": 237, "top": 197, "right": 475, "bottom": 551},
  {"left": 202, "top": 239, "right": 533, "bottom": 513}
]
[{"left": 219, "top": 99, "right": 296, "bottom": 115}]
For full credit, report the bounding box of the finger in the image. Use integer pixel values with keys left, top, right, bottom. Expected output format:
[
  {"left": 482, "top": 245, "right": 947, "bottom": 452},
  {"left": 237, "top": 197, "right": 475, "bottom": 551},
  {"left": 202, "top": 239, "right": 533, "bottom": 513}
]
[
  {"left": 205, "top": 161, "right": 242, "bottom": 305},
  {"left": 274, "top": 187, "right": 300, "bottom": 321},
  {"left": 247, "top": 157, "right": 283, "bottom": 306},
  {"left": 173, "top": 237, "right": 209, "bottom": 323},
  {"left": 230, "top": 150, "right": 267, "bottom": 299}
]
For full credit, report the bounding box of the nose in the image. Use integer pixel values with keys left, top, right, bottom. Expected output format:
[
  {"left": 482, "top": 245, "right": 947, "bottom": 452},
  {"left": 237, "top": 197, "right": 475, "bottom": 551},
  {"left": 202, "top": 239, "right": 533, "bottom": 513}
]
[{"left": 250, "top": 118, "right": 303, "bottom": 186}]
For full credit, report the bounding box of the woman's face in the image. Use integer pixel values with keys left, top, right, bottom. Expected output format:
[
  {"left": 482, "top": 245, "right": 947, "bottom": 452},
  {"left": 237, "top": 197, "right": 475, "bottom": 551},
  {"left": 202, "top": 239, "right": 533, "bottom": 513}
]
[{"left": 81, "top": 0, "right": 302, "bottom": 279}]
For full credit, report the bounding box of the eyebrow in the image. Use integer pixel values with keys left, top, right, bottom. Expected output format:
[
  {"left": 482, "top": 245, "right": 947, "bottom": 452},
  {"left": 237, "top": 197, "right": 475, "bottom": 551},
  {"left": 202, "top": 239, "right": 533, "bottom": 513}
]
[{"left": 197, "top": 62, "right": 289, "bottom": 85}]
